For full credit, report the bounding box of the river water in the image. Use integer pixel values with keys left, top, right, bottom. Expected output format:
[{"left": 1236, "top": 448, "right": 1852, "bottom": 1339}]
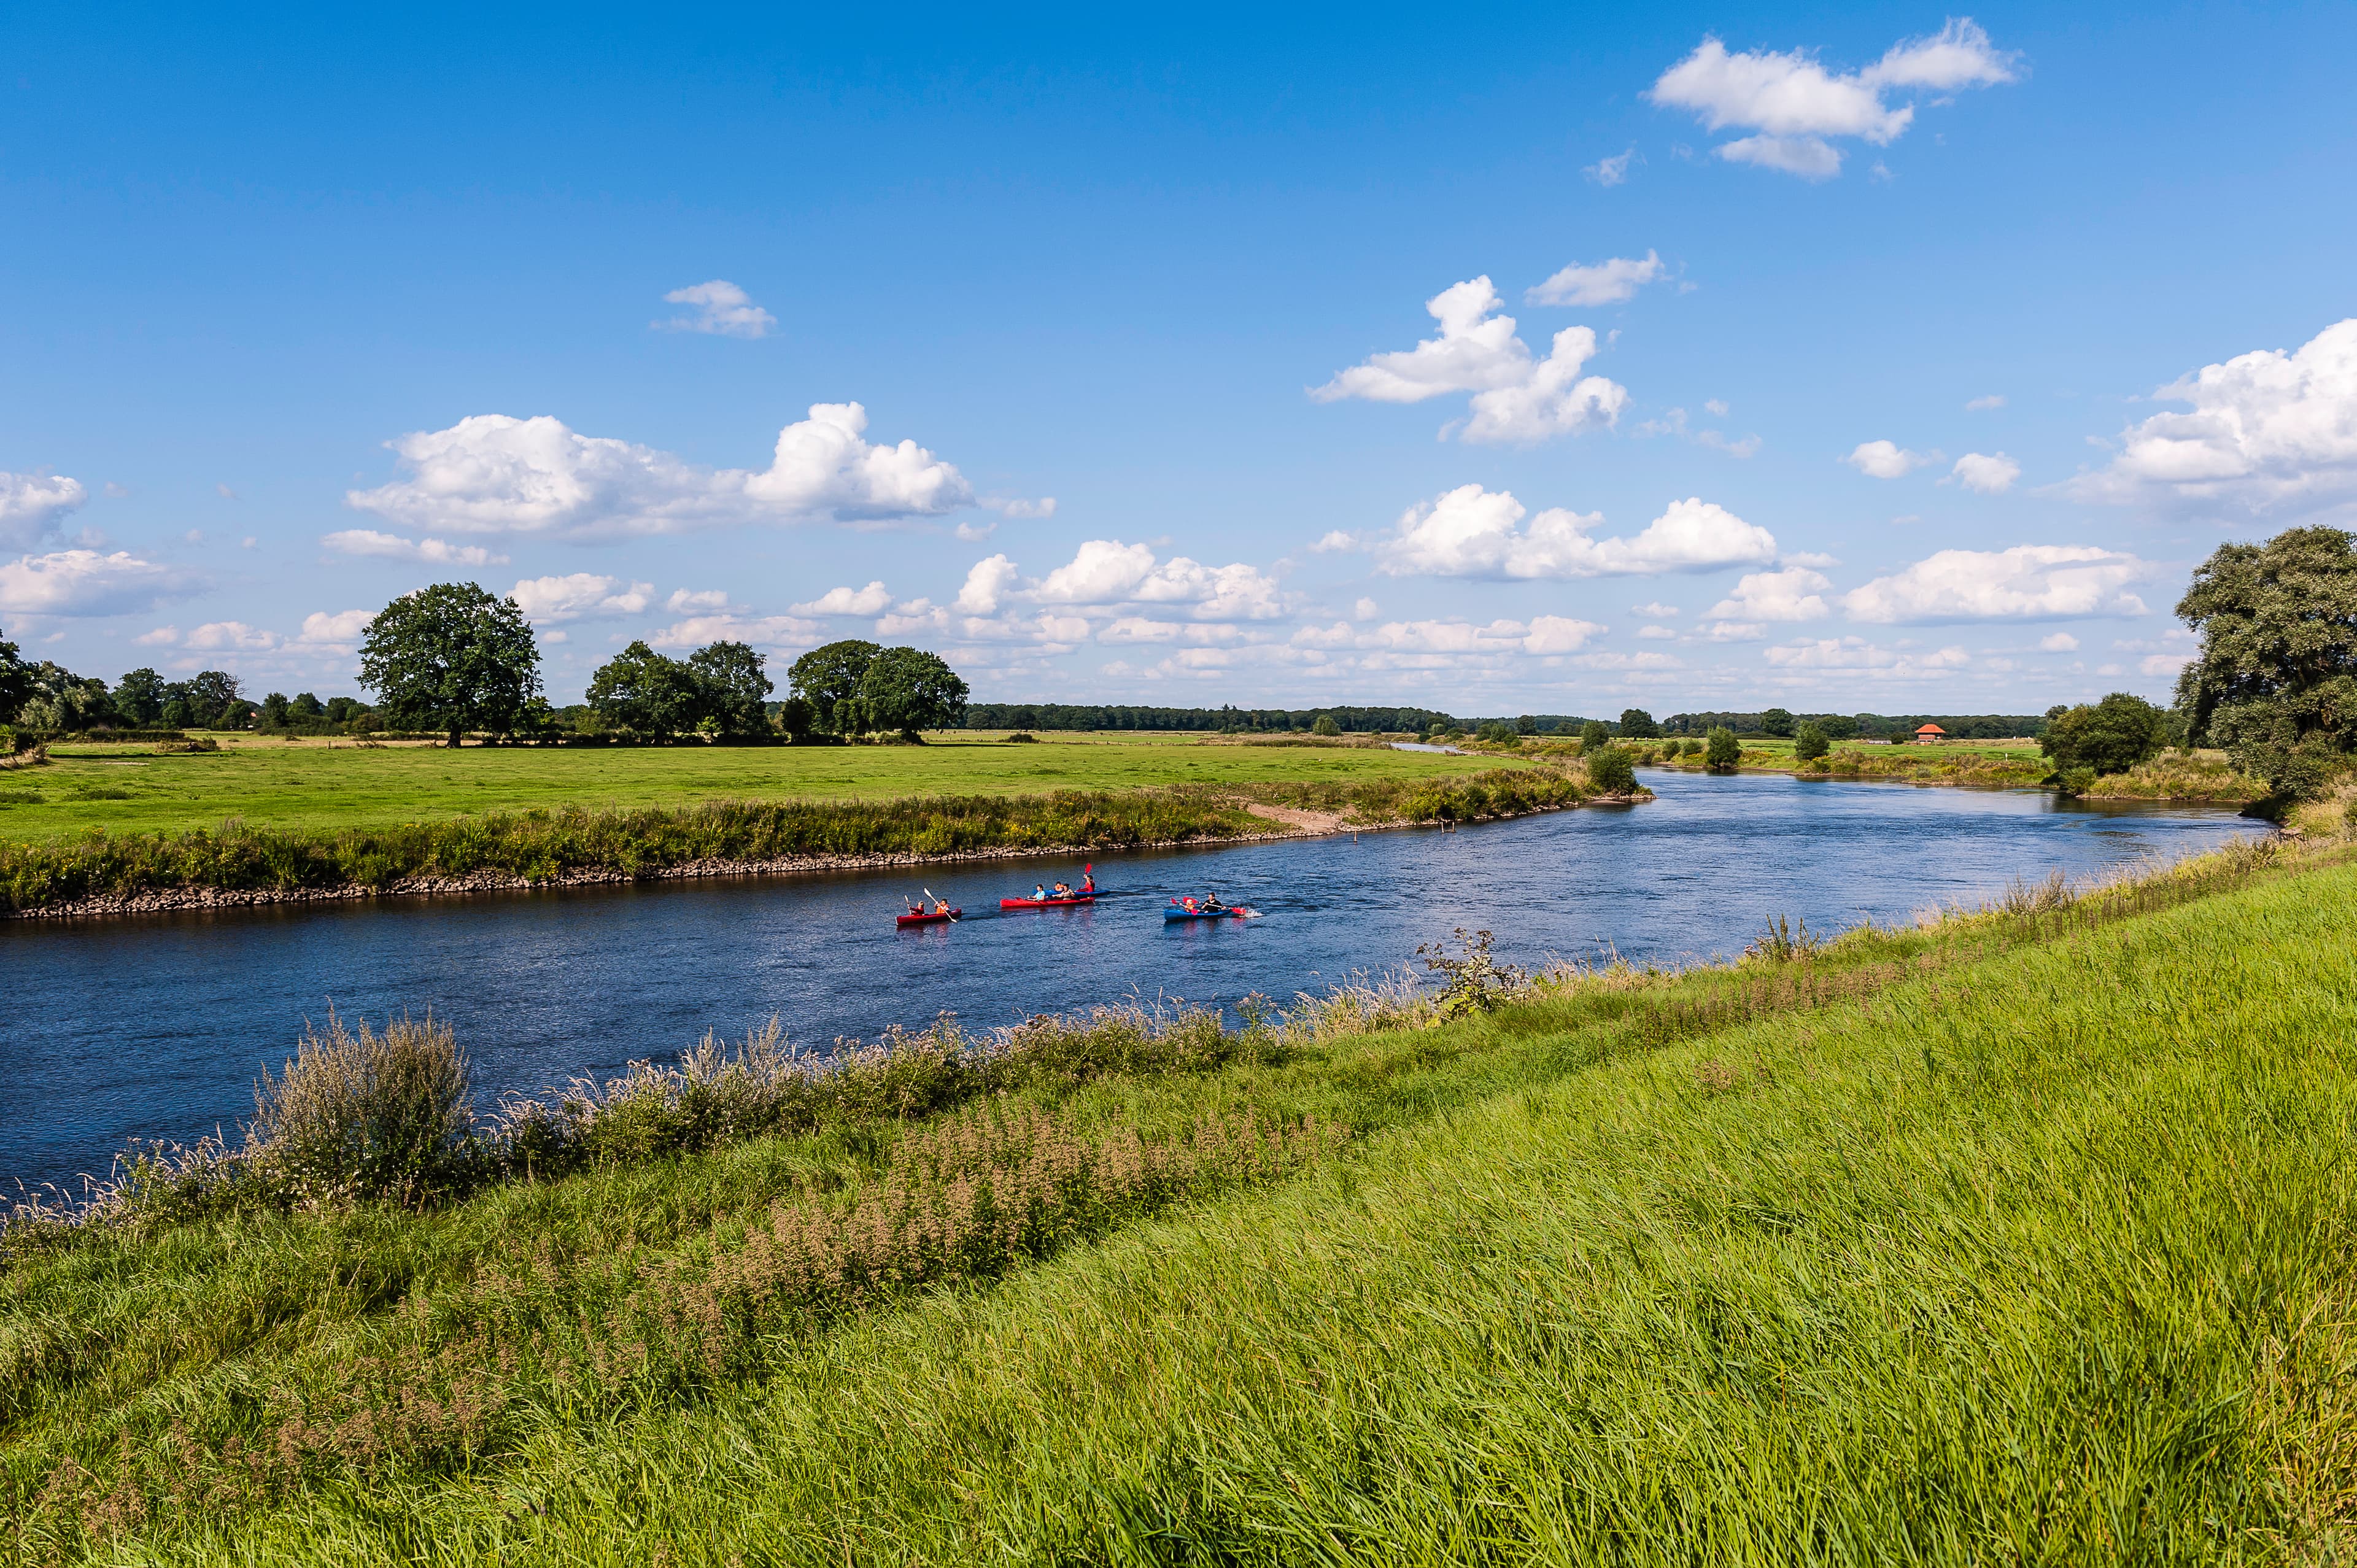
[{"left": 3, "top": 770, "right": 2266, "bottom": 1194}]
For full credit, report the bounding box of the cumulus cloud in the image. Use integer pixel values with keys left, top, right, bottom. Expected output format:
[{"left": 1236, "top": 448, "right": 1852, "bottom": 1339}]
[
  {"left": 1310, "top": 278, "right": 1630, "bottom": 444},
  {"left": 509, "top": 573, "right": 654, "bottom": 622},
  {"left": 1368, "top": 485, "right": 1776, "bottom": 580},
  {"left": 1951, "top": 451, "right": 2021, "bottom": 493},
  {"left": 647, "top": 613, "right": 820, "bottom": 652},
  {"left": 1967, "top": 394, "right": 2007, "bottom": 411},
  {"left": 322, "top": 528, "right": 509, "bottom": 566},
  {"left": 347, "top": 403, "right": 975, "bottom": 538},
  {"left": 985, "top": 496, "right": 1057, "bottom": 519},
  {"left": 300, "top": 609, "right": 373, "bottom": 646},
  {"left": 666, "top": 589, "right": 730, "bottom": 613},
  {"left": 1358, "top": 616, "right": 1605, "bottom": 658},
  {"left": 185, "top": 621, "right": 281, "bottom": 652},
  {"left": 2039, "top": 632, "right": 2080, "bottom": 652},
  {"left": 1706, "top": 567, "right": 1832, "bottom": 622},
  {"left": 1843, "top": 545, "right": 2150, "bottom": 624},
  {"left": 1526, "top": 251, "right": 1666, "bottom": 307},
  {"left": 956, "top": 555, "right": 1022, "bottom": 616},
  {"left": 1649, "top": 20, "right": 2017, "bottom": 179},
  {"left": 0, "top": 549, "right": 197, "bottom": 617},
  {"left": 1844, "top": 439, "right": 1933, "bottom": 478},
  {"left": 792, "top": 581, "right": 894, "bottom": 617},
  {"left": 2072, "top": 319, "right": 2357, "bottom": 520},
  {"left": 1028, "top": 541, "right": 1286, "bottom": 620},
  {"left": 0, "top": 472, "right": 89, "bottom": 550},
  {"left": 655, "top": 280, "right": 777, "bottom": 339}
]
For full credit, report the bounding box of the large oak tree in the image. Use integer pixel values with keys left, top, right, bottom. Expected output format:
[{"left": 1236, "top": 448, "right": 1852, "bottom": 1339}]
[
  {"left": 358, "top": 583, "right": 541, "bottom": 747},
  {"left": 2175, "top": 526, "right": 2357, "bottom": 798}
]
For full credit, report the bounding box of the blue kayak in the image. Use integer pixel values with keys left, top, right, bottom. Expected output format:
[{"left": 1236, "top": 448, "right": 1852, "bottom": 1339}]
[{"left": 1164, "top": 902, "right": 1255, "bottom": 922}]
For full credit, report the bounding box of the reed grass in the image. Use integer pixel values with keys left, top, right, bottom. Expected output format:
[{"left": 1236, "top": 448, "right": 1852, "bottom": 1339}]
[{"left": 1, "top": 835, "right": 2345, "bottom": 1562}]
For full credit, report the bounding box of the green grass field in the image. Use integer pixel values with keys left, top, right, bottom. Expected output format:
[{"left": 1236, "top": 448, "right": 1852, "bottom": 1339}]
[
  {"left": 0, "top": 732, "right": 1504, "bottom": 841},
  {"left": 6, "top": 839, "right": 2351, "bottom": 1562}
]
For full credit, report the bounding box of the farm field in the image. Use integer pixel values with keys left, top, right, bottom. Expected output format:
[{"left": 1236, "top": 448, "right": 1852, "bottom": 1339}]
[{"left": 0, "top": 732, "right": 1506, "bottom": 841}]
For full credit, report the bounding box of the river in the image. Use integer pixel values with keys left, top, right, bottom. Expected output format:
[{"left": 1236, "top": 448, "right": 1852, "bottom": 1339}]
[{"left": 2, "top": 770, "right": 2267, "bottom": 1194}]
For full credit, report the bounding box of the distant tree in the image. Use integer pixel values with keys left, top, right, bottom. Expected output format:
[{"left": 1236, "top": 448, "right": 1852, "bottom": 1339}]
[
  {"left": 776, "top": 695, "right": 815, "bottom": 740},
  {"left": 290, "top": 692, "right": 326, "bottom": 720},
  {"left": 1585, "top": 744, "right": 1636, "bottom": 794},
  {"left": 2044, "top": 703, "right": 2072, "bottom": 722},
  {"left": 585, "top": 641, "right": 702, "bottom": 736},
  {"left": 1515, "top": 714, "right": 1538, "bottom": 736},
  {"left": 1475, "top": 719, "right": 1517, "bottom": 745},
  {"left": 1760, "top": 707, "right": 1795, "bottom": 738},
  {"left": 358, "top": 583, "right": 541, "bottom": 747},
  {"left": 2175, "top": 525, "right": 2357, "bottom": 798},
  {"left": 1313, "top": 713, "right": 1341, "bottom": 736},
  {"left": 1794, "top": 720, "right": 1830, "bottom": 762},
  {"left": 325, "top": 696, "right": 366, "bottom": 725},
  {"left": 687, "top": 641, "right": 773, "bottom": 736},
  {"left": 1579, "top": 719, "right": 1611, "bottom": 754},
  {"left": 14, "top": 661, "right": 115, "bottom": 732},
  {"left": 1618, "top": 707, "right": 1660, "bottom": 739},
  {"left": 858, "top": 647, "right": 970, "bottom": 738},
  {"left": 179, "top": 671, "right": 242, "bottom": 723},
  {"left": 1819, "top": 713, "right": 1858, "bottom": 741},
  {"left": 112, "top": 666, "right": 166, "bottom": 725},
  {"left": 832, "top": 696, "right": 869, "bottom": 736},
  {"left": 1705, "top": 725, "right": 1741, "bottom": 770},
  {"left": 2041, "top": 692, "right": 2168, "bottom": 779},
  {"left": 261, "top": 692, "right": 292, "bottom": 727},
  {"left": 789, "top": 639, "right": 882, "bottom": 734},
  {"left": 0, "top": 626, "right": 28, "bottom": 721}
]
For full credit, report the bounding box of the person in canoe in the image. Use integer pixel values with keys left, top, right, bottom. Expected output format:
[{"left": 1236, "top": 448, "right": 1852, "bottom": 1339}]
[
  {"left": 1081, "top": 868, "right": 1095, "bottom": 895},
  {"left": 1051, "top": 880, "right": 1071, "bottom": 898},
  {"left": 1033, "top": 883, "right": 1048, "bottom": 901}
]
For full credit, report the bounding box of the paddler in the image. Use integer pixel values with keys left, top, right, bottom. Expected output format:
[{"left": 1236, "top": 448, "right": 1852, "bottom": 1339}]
[
  {"left": 934, "top": 898, "right": 953, "bottom": 916},
  {"left": 1081, "top": 870, "right": 1095, "bottom": 895},
  {"left": 1034, "top": 884, "right": 1048, "bottom": 901}
]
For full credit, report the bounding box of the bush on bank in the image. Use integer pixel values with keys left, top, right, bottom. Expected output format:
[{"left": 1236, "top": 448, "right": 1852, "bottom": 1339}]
[{"left": 0, "top": 770, "right": 1603, "bottom": 913}]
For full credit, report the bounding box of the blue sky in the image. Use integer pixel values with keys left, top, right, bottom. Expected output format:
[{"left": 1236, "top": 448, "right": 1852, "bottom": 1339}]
[{"left": 5, "top": 2, "right": 2355, "bottom": 714}]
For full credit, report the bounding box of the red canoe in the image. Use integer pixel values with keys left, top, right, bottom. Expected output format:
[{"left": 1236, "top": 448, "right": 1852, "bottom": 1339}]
[
  {"left": 896, "top": 908, "right": 961, "bottom": 927},
  {"left": 999, "top": 893, "right": 1097, "bottom": 910}
]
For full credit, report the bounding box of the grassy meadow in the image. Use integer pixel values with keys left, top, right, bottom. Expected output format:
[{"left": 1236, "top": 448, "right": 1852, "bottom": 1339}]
[
  {"left": 0, "top": 732, "right": 1509, "bottom": 843},
  {"left": 5, "top": 836, "right": 2352, "bottom": 1562}
]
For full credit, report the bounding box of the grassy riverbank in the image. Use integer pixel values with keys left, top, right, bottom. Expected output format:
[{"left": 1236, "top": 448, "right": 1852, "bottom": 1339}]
[
  {"left": 5, "top": 833, "right": 2350, "bottom": 1562},
  {"left": 0, "top": 767, "right": 1605, "bottom": 915},
  {"left": 1627, "top": 736, "right": 2272, "bottom": 801},
  {"left": 0, "top": 732, "right": 1504, "bottom": 841}
]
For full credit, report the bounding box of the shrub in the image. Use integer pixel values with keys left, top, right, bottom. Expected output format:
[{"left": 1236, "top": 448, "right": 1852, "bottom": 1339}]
[
  {"left": 2060, "top": 767, "right": 2097, "bottom": 796},
  {"left": 1414, "top": 927, "right": 1527, "bottom": 1018},
  {"left": 1794, "top": 721, "right": 1830, "bottom": 762},
  {"left": 1585, "top": 745, "right": 1636, "bottom": 794},
  {"left": 2042, "top": 692, "right": 2168, "bottom": 778},
  {"left": 251, "top": 1014, "right": 477, "bottom": 1207},
  {"left": 1705, "top": 726, "right": 1741, "bottom": 770},
  {"left": 1579, "top": 719, "right": 1611, "bottom": 754},
  {"left": 1005, "top": 731, "right": 1039, "bottom": 743},
  {"left": 1312, "top": 714, "right": 1340, "bottom": 736}
]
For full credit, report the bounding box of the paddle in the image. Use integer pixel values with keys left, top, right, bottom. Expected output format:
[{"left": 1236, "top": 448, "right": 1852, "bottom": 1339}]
[{"left": 923, "top": 886, "right": 958, "bottom": 921}]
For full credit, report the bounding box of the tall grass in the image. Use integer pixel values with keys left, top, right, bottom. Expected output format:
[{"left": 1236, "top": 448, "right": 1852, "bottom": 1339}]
[
  {"left": 0, "top": 770, "right": 1595, "bottom": 913},
  {"left": 2, "top": 835, "right": 2342, "bottom": 1562}
]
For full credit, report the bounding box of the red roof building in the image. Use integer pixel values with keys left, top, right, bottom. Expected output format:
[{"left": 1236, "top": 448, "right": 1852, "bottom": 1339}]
[{"left": 1914, "top": 723, "right": 1948, "bottom": 744}]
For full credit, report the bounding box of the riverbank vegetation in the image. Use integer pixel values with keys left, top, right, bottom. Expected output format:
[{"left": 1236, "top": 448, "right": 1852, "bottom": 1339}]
[
  {"left": 4, "top": 827, "right": 2350, "bottom": 1561},
  {"left": 0, "top": 765, "right": 1608, "bottom": 914}
]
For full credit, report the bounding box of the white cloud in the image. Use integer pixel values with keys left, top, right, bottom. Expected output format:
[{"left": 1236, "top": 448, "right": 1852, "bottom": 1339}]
[
  {"left": 985, "top": 496, "right": 1057, "bottom": 519},
  {"left": 1844, "top": 439, "right": 1932, "bottom": 479},
  {"left": 1843, "top": 545, "right": 2150, "bottom": 624},
  {"left": 1637, "top": 624, "right": 1678, "bottom": 639},
  {"left": 0, "top": 472, "right": 89, "bottom": 550},
  {"left": 347, "top": 402, "right": 975, "bottom": 538},
  {"left": 1765, "top": 636, "right": 1972, "bottom": 676},
  {"left": 184, "top": 621, "right": 282, "bottom": 652},
  {"left": 1697, "top": 430, "right": 1762, "bottom": 458},
  {"left": 1370, "top": 485, "right": 1776, "bottom": 580},
  {"left": 0, "top": 549, "right": 196, "bottom": 617},
  {"left": 2038, "top": 632, "right": 2080, "bottom": 652},
  {"left": 1310, "top": 278, "right": 1629, "bottom": 444},
  {"left": 666, "top": 589, "right": 730, "bottom": 613},
  {"left": 1706, "top": 567, "right": 1831, "bottom": 622},
  {"left": 1363, "top": 616, "right": 1604, "bottom": 657},
  {"left": 1311, "top": 530, "right": 1357, "bottom": 553},
  {"left": 1966, "top": 394, "right": 2007, "bottom": 411},
  {"left": 1029, "top": 540, "right": 1285, "bottom": 620},
  {"left": 509, "top": 573, "right": 654, "bottom": 623},
  {"left": 1951, "top": 451, "right": 2021, "bottom": 493},
  {"left": 956, "top": 555, "right": 1021, "bottom": 616},
  {"left": 322, "top": 528, "right": 509, "bottom": 566},
  {"left": 1526, "top": 251, "right": 1665, "bottom": 307},
  {"left": 1781, "top": 550, "right": 1841, "bottom": 569},
  {"left": 1587, "top": 149, "right": 1637, "bottom": 186},
  {"left": 1705, "top": 399, "right": 1729, "bottom": 417},
  {"left": 1632, "top": 601, "right": 1679, "bottom": 617},
  {"left": 1701, "top": 620, "right": 1767, "bottom": 642},
  {"left": 1648, "top": 20, "right": 2018, "bottom": 179},
  {"left": 300, "top": 609, "right": 372, "bottom": 646},
  {"left": 655, "top": 280, "right": 777, "bottom": 339},
  {"left": 2072, "top": 319, "right": 2357, "bottom": 520},
  {"left": 647, "top": 614, "right": 820, "bottom": 652},
  {"left": 953, "top": 520, "right": 998, "bottom": 543},
  {"left": 1353, "top": 597, "right": 1379, "bottom": 621},
  {"left": 2140, "top": 653, "right": 2193, "bottom": 678},
  {"left": 792, "top": 581, "right": 894, "bottom": 617}
]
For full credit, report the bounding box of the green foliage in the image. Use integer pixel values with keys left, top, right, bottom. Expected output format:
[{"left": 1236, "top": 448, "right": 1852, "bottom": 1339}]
[
  {"left": 1474, "top": 719, "right": 1517, "bottom": 745},
  {"left": 1578, "top": 719, "right": 1611, "bottom": 754},
  {"left": 1617, "top": 707, "right": 1659, "bottom": 739},
  {"left": 1705, "top": 725, "right": 1741, "bottom": 770},
  {"left": 789, "top": 639, "right": 882, "bottom": 732},
  {"left": 1760, "top": 706, "right": 1795, "bottom": 737},
  {"left": 112, "top": 666, "right": 165, "bottom": 725},
  {"left": 2176, "top": 524, "right": 2357, "bottom": 798},
  {"left": 250, "top": 1014, "right": 477, "bottom": 1207},
  {"left": 857, "top": 647, "right": 969, "bottom": 737},
  {"left": 1584, "top": 744, "right": 1636, "bottom": 794},
  {"left": 2059, "top": 767, "right": 2097, "bottom": 796},
  {"left": 775, "top": 694, "right": 815, "bottom": 739},
  {"left": 1794, "top": 720, "right": 1830, "bottom": 762},
  {"left": 584, "top": 640, "right": 705, "bottom": 737},
  {"left": 1312, "top": 714, "right": 1340, "bottom": 736},
  {"left": 358, "top": 583, "right": 541, "bottom": 747},
  {"left": 689, "top": 641, "right": 774, "bottom": 736},
  {"left": 2039, "top": 691, "right": 2167, "bottom": 778},
  {"left": 1414, "top": 927, "right": 1526, "bottom": 1018},
  {"left": 0, "top": 624, "right": 28, "bottom": 720}
]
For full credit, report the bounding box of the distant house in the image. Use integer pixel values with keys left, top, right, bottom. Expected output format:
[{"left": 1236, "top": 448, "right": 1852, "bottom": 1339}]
[{"left": 1914, "top": 723, "right": 1948, "bottom": 744}]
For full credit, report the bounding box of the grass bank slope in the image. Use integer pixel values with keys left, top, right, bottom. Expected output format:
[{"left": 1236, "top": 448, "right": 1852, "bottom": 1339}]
[
  {"left": 0, "top": 733, "right": 1505, "bottom": 842},
  {"left": 5, "top": 845, "right": 2349, "bottom": 1561}
]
